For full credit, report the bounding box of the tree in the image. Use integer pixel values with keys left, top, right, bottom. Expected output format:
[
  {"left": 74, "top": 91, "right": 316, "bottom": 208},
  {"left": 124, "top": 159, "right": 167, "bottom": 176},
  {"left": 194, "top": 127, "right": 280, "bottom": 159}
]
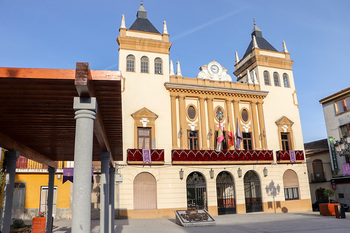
[{"left": 323, "top": 188, "right": 335, "bottom": 203}]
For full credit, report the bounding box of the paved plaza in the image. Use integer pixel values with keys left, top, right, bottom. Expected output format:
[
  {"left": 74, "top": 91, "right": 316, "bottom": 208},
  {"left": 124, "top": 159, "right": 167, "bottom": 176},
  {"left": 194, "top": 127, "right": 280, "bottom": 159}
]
[{"left": 52, "top": 212, "right": 350, "bottom": 233}]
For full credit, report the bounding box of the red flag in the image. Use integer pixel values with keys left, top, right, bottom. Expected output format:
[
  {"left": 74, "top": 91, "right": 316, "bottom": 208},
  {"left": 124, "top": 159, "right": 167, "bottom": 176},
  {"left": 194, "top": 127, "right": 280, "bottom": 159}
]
[{"left": 227, "top": 117, "right": 234, "bottom": 149}]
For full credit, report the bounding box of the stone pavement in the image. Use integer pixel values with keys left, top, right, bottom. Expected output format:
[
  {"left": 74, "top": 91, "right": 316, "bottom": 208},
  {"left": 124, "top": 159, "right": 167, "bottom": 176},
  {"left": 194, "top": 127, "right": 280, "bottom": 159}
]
[{"left": 53, "top": 212, "right": 350, "bottom": 233}]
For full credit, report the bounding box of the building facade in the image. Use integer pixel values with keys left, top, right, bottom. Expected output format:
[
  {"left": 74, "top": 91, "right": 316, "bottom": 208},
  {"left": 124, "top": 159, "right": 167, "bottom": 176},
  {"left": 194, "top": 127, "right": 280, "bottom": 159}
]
[{"left": 116, "top": 3, "right": 311, "bottom": 219}]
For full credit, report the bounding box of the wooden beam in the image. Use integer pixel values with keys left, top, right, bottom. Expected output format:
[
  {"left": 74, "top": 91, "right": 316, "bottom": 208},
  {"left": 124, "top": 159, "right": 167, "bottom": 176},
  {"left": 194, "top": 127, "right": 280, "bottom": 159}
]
[{"left": 0, "top": 132, "right": 57, "bottom": 168}]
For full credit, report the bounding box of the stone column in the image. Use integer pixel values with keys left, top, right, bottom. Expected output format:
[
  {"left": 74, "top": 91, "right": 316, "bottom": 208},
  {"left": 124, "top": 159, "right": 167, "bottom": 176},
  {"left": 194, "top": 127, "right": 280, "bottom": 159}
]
[
  {"left": 199, "top": 97, "right": 207, "bottom": 149},
  {"left": 257, "top": 101, "right": 267, "bottom": 149},
  {"left": 207, "top": 98, "right": 215, "bottom": 149},
  {"left": 178, "top": 95, "right": 186, "bottom": 149},
  {"left": 1, "top": 150, "right": 19, "bottom": 233},
  {"left": 72, "top": 97, "right": 97, "bottom": 233},
  {"left": 250, "top": 101, "right": 261, "bottom": 150},
  {"left": 100, "top": 151, "right": 110, "bottom": 233},
  {"left": 170, "top": 94, "right": 178, "bottom": 148},
  {"left": 45, "top": 166, "right": 56, "bottom": 233},
  {"left": 109, "top": 167, "right": 115, "bottom": 233}
]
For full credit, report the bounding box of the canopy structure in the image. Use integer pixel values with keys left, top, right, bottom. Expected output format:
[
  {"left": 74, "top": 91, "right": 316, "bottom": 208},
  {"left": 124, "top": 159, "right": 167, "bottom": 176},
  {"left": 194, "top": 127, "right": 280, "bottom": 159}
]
[{"left": 0, "top": 62, "right": 123, "bottom": 167}]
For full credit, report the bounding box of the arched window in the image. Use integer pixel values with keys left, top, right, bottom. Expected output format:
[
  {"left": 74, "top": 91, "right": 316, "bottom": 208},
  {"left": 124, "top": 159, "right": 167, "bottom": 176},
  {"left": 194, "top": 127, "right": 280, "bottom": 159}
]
[
  {"left": 154, "top": 58, "right": 162, "bottom": 74},
  {"left": 263, "top": 71, "right": 270, "bottom": 85},
  {"left": 283, "top": 73, "right": 290, "bottom": 87},
  {"left": 134, "top": 172, "right": 157, "bottom": 209},
  {"left": 126, "top": 55, "right": 135, "bottom": 72},
  {"left": 273, "top": 72, "right": 280, "bottom": 86},
  {"left": 312, "top": 159, "right": 325, "bottom": 182},
  {"left": 141, "top": 56, "right": 149, "bottom": 73},
  {"left": 283, "top": 169, "right": 299, "bottom": 200}
]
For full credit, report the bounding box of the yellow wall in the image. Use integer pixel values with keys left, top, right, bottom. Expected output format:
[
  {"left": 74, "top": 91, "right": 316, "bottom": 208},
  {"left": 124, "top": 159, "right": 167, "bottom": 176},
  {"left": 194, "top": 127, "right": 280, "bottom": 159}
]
[{"left": 15, "top": 173, "right": 70, "bottom": 209}]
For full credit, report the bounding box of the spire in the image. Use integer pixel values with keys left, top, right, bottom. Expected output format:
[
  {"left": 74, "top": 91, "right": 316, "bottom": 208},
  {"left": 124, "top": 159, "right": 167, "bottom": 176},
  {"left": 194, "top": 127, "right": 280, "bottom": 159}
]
[
  {"left": 170, "top": 60, "right": 175, "bottom": 76},
  {"left": 252, "top": 19, "right": 262, "bottom": 37},
  {"left": 120, "top": 14, "right": 126, "bottom": 29},
  {"left": 252, "top": 35, "right": 259, "bottom": 49},
  {"left": 235, "top": 52, "right": 240, "bottom": 65},
  {"left": 163, "top": 21, "right": 168, "bottom": 34},
  {"left": 137, "top": 0, "right": 147, "bottom": 19},
  {"left": 176, "top": 61, "right": 183, "bottom": 77},
  {"left": 283, "top": 41, "right": 289, "bottom": 53}
]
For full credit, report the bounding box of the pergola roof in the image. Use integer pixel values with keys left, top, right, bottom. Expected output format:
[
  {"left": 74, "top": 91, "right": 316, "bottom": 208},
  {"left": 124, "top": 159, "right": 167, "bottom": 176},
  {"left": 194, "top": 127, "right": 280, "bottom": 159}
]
[{"left": 0, "top": 63, "right": 122, "bottom": 168}]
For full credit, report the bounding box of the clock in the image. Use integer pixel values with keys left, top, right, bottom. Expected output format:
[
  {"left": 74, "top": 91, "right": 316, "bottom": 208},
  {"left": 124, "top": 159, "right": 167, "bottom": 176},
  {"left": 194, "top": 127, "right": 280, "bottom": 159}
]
[{"left": 210, "top": 64, "right": 219, "bottom": 74}]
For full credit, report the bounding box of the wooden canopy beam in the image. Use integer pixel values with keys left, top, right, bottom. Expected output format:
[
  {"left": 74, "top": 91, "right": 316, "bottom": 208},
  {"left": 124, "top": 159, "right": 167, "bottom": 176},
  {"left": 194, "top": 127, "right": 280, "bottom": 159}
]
[{"left": 0, "top": 132, "right": 57, "bottom": 168}]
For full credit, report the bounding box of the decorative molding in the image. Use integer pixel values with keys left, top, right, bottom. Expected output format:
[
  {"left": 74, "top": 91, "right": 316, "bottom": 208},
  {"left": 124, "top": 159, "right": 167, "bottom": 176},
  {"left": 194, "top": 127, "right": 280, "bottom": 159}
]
[
  {"left": 188, "top": 122, "right": 197, "bottom": 131},
  {"left": 140, "top": 118, "right": 149, "bottom": 127},
  {"left": 242, "top": 124, "right": 250, "bottom": 132},
  {"left": 197, "top": 61, "right": 232, "bottom": 81}
]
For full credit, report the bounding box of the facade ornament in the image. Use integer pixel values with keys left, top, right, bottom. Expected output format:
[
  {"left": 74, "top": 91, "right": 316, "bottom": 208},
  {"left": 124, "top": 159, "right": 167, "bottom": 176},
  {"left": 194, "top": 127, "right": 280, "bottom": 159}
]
[
  {"left": 282, "top": 125, "right": 288, "bottom": 132},
  {"left": 140, "top": 118, "right": 149, "bottom": 127},
  {"left": 283, "top": 41, "right": 288, "bottom": 53},
  {"left": 176, "top": 61, "right": 183, "bottom": 77},
  {"left": 189, "top": 122, "right": 197, "bottom": 131},
  {"left": 169, "top": 60, "right": 175, "bottom": 76},
  {"left": 252, "top": 70, "right": 259, "bottom": 84},
  {"left": 196, "top": 61, "right": 232, "bottom": 82},
  {"left": 252, "top": 35, "right": 259, "bottom": 49},
  {"left": 120, "top": 14, "right": 126, "bottom": 29},
  {"left": 243, "top": 124, "right": 250, "bottom": 133},
  {"left": 235, "top": 52, "right": 240, "bottom": 65},
  {"left": 163, "top": 21, "right": 168, "bottom": 34}
]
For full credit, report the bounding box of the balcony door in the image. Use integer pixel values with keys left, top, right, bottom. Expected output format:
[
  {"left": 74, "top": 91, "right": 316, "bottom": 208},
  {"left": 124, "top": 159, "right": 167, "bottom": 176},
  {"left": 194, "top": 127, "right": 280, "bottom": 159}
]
[{"left": 138, "top": 127, "right": 151, "bottom": 149}]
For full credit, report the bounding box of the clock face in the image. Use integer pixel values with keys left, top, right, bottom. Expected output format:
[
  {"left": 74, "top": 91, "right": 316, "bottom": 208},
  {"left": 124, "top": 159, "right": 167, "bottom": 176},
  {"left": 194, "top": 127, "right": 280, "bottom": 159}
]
[{"left": 211, "top": 64, "right": 219, "bottom": 74}]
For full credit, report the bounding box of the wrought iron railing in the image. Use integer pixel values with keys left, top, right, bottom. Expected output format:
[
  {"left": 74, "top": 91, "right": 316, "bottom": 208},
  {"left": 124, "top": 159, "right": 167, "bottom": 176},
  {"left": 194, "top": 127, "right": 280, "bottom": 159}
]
[{"left": 276, "top": 150, "right": 305, "bottom": 163}]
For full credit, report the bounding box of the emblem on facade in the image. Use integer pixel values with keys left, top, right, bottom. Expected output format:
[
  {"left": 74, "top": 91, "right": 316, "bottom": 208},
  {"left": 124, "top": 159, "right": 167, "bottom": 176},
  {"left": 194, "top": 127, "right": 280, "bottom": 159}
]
[{"left": 196, "top": 61, "right": 232, "bottom": 81}]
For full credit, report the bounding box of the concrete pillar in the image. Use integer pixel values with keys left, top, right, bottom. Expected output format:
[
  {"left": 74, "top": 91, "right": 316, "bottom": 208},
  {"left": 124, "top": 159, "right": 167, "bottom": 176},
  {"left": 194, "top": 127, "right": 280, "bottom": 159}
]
[
  {"left": 1, "top": 150, "right": 19, "bottom": 233},
  {"left": 45, "top": 166, "right": 56, "bottom": 233},
  {"left": 100, "top": 151, "right": 110, "bottom": 233},
  {"left": 109, "top": 167, "right": 115, "bottom": 233},
  {"left": 199, "top": 97, "right": 207, "bottom": 149},
  {"left": 170, "top": 94, "right": 178, "bottom": 148},
  {"left": 72, "top": 97, "right": 97, "bottom": 233}
]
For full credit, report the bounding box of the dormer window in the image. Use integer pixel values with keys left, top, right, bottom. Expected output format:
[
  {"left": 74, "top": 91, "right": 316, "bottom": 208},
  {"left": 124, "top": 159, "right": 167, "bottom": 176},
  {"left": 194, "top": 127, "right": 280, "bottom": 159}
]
[
  {"left": 154, "top": 58, "right": 162, "bottom": 74},
  {"left": 141, "top": 56, "right": 149, "bottom": 73},
  {"left": 126, "top": 55, "right": 135, "bottom": 72},
  {"left": 273, "top": 72, "right": 280, "bottom": 86}
]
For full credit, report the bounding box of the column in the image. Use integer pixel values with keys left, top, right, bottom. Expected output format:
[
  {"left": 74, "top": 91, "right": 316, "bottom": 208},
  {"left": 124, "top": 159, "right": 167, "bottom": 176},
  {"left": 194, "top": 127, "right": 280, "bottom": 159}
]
[
  {"left": 199, "top": 97, "right": 207, "bottom": 149},
  {"left": 233, "top": 99, "right": 242, "bottom": 149},
  {"left": 45, "top": 166, "right": 56, "bottom": 233},
  {"left": 250, "top": 101, "right": 261, "bottom": 150},
  {"left": 1, "top": 150, "right": 19, "bottom": 233},
  {"left": 100, "top": 151, "right": 110, "bottom": 233},
  {"left": 170, "top": 94, "right": 178, "bottom": 148},
  {"left": 72, "top": 97, "right": 97, "bottom": 233},
  {"left": 178, "top": 95, "right": 186, "bottom": 149},
  {"left": 109, "top": 167, "right": 115, "bottom": 233},
  {"left": 257, "top": 101, "right": 267, "bottom": 149},
  {"left": 207, "top": 98, "right": 215, "bottom": 149},
  {"left": 226, "top": 99, "right": 234, "bottom": 149}
]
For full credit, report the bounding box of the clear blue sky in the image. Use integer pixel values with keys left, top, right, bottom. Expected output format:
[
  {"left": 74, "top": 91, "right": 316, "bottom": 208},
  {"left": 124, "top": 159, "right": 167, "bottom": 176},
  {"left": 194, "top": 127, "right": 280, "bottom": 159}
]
[{"left": 1, "top": 0, "right": 349, "bottom": 143}]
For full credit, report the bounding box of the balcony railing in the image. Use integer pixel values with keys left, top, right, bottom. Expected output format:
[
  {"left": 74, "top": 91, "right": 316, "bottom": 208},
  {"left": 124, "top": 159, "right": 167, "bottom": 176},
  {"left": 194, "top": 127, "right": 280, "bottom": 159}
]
[
  {"left": 16, "top": 156, "right": 65, "bottom": 170},
  {"left": 276, "top": 150, "right": 304, "bottom": 163},
  {"left": 172, "top": 150, "right": 273, "bottom": 164},
  {"left": 127, "top": 149, "right": 165, "bottom": 164},
  {"left": 309, "top": 172, "right": 327, "bottom": 183}
]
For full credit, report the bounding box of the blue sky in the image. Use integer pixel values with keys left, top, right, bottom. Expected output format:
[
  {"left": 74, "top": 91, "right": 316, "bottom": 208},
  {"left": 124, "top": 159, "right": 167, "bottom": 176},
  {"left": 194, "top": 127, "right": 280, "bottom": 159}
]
[{"left": 0, "top": 0, "right": 349, "bottom": 143}]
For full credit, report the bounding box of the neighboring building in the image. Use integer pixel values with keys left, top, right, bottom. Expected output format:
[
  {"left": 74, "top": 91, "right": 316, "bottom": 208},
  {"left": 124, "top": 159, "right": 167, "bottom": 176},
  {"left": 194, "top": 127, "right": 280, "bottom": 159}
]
[
  {"left": 116, "top": 3, "right": 311, "bottom": 219},
  {"left": 319, "top": 87, "right": 350, "bottom": 207},
  {"left": 304, "top": 139, "right": 332, "bottom": 204}
]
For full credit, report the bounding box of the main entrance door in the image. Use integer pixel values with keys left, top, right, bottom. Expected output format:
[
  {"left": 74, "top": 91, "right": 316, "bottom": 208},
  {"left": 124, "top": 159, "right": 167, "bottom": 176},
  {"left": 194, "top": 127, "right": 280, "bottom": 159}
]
[
  {"left": 186, "top": 172, "right": 207, "bottom": 209},
  {"left": 216, "top": 171, "right": 236, "bottom": 215},
  {"left": 244, "top": 170, "right": 262, "bottom": 213}
]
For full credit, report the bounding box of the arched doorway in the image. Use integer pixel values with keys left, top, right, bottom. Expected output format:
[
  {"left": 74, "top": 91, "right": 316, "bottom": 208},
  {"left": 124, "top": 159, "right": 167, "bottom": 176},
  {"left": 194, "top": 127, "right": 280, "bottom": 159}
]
[
  {"left": 244, "top": 170, "right": 262, "bottom": 213},
  {"left": 133, "top": 172, "right": 157, "bottom": 210},
  {"left": 186, "top": 172, "right": 207, "bottom": 209},
  {"left": 216, "top": 171, "right": 236, "bottom": 215}
]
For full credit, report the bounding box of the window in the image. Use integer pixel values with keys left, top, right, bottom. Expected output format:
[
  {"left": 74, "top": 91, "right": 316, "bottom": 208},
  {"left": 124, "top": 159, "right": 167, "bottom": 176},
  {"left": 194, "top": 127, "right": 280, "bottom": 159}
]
[
  {"left": 283, "top": 73, "right": 289, "bottom": 87},
  {"left": 340, "top": 123, "right": 350, "bottom": 137},
  {"left": 312, "top": 159, "right": 325, "bottom": 182},
  {"left": 154, "top": 58, "right": 162, "bottom": 74},
  {"left": 281, "top": 133, "right": 291, "bottom": 150},
  {"left": 273, "top": 72, "right": 280, "bottom": 86},
  {"left": 263, "top": 71, "right": 270, "bottom": 85},
  {"left": 241, "top": 109, "right": 249, "bottom": 122},
  {"left": 134, "top": 173, "right": 157, "bottom": 210},
  {"left": 13, "top": 183, "right": 26, "bottom": 209},
  {"left": 283, "top": 169, "right": 299, "bottom": 200},
  {"left": 188, "top": 130, "right": 199, "bottom": 150},
  {"left": 336, "top": 96, "right": 350, "bottom": 114},
  {"left": 126, "top": 55, "right": 135, "bottom": 72},
  {"left": 40, "top": 186, "right": 58, "bottom": 217},
  {"left": 138, "top": 127, "right": 151, "bottom": 149},
  {"left": 243, "top": 132, "right": 253, "bottom": 150},
  {"left": 187, "top": 105, "right": 196, "bottom": 120},
  {"left": 141, "top": 56, "right": 149, "bottom": 73}
]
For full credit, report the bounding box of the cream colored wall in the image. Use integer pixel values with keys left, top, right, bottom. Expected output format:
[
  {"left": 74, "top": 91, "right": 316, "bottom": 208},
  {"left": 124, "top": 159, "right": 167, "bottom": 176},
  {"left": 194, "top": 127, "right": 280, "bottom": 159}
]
[{"left": 119, "top": 48, "right": 172, "bottom": 163}]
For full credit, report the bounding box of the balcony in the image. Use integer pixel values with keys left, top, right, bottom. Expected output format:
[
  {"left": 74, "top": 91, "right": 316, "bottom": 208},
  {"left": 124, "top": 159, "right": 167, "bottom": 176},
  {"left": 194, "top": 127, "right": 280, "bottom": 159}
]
[
  {"left": 127, "top": 149, "right": 165, "bottom": 165},
  {"left": 276, "top": 150, "right": 304, "bottom": 163},
  {"left": 309, "top": 172, "right": 328, "bottom": 183},
  {"left": 172, "top": 150, "right": 273, "bottom": 165}
]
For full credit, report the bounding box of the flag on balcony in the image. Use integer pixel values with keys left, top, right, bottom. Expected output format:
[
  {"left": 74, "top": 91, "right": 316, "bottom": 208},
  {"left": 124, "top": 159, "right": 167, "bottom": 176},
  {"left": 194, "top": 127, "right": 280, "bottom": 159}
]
[
  {"left": 236, "top": 120, "right": 242, "bottom": 149},
  {"left": 343, "top": 163, "right": 350, "bottom": 176},
  {"left": 227, "top": 117, "right": 234, "bottom": 149},
  {"left": 63, "top": 168, "right": 94, "bottom": 183},
  {"left": 142, "top": 149, "right": 152, "bottom": 165},
  {"left": 289, "top": 150, "right": 296, "bottom": 163},
  {"left": 216, "top": 121, "right": 224, "bottom": 151}
]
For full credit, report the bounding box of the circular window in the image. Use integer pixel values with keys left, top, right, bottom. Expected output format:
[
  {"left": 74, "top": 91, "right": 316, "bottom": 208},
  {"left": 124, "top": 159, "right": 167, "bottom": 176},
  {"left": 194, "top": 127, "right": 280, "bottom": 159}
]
[
  {"left": 242, "top": 109, "right": 249, "bottom": 122},
  {"left": 188, "top": 106, "right": 196, "bottom": 120},
  {"left": 216, "top": 107, "right": 224, "bottom": 121}
]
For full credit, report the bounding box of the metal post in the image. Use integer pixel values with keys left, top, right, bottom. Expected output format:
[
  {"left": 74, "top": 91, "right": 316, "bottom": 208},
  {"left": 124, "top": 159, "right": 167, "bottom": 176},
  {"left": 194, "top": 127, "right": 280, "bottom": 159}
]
[
  {"left": 109, "top": 167, "right": 115, "bottom": 233},
  {"left": 100, "top": 151, "right": 110, "bottom": 233},
  {"left": 46, "top": 166, "right": 56, "bottom": 233}
]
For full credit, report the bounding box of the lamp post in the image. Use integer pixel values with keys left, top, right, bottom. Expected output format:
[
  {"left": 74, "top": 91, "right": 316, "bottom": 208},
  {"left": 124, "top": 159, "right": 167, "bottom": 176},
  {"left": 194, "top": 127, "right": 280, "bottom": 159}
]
[{"left": 334, "top": 134, "right": 350, "bottom": 161}]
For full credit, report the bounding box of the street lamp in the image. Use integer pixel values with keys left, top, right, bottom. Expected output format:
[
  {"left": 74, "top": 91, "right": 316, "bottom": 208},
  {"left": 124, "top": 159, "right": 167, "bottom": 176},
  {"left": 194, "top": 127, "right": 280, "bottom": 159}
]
[{"left": 334, "top": 134, "right": 350, "bottom": 159}]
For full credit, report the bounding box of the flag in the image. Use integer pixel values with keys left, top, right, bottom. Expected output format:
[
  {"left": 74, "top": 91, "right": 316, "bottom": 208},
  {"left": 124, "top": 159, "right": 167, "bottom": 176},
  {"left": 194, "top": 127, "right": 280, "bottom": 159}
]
[
  {"left": 227, "top": 118, "right": 234, "bottom": 149},
  {"left": 343, "top": 163, "right": 350, "bottom": 176},
  {"left": 290, "top": 150, "right": 296, "bottom": 163},
  {"left": 63, "top": 168, "right": 94, "bottom": 183},
  {"left": 236, "top": 120, "right": 242, "bottom": 149},
  {"left": 217, "top": 121, "right": 224, "bottom": 144},
  {"left": 142, "top": 149, "right": 152, "bottom": 165}
]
